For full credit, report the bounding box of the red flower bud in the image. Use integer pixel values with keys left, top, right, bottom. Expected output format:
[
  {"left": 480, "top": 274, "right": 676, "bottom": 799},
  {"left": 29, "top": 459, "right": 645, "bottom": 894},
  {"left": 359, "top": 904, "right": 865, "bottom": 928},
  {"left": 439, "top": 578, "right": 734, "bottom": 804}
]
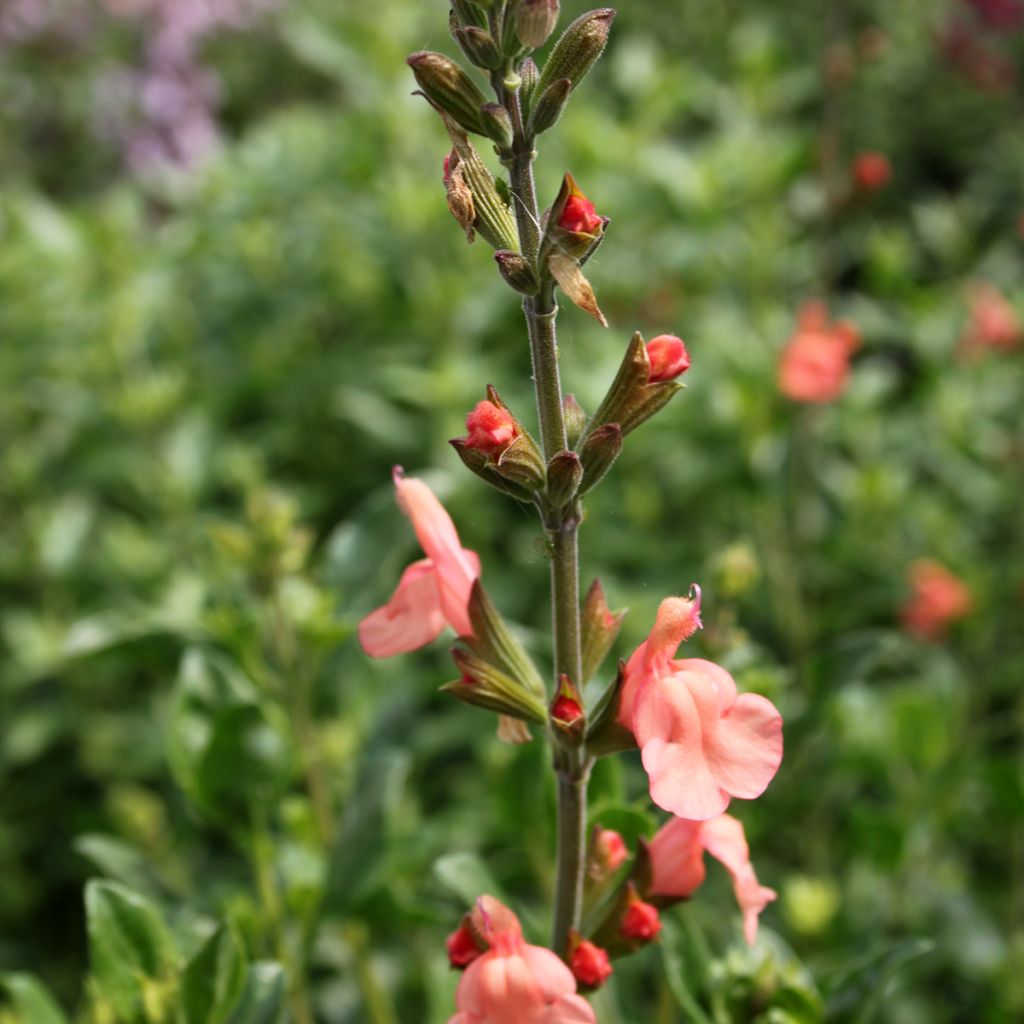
[
  {"left": 620, "top": 886, "right": 661, "bottom": 942},
  {"left": 446, "top": 918, "right": 484, "bottom": 969},
  {"left": 559, "top": 193, "right": 604, "bottom": 235},
  {"left": 852, "top": 151, "right": 891, "bottom": 192},
  {"left": 645, "top": 334, "right": 691, "bottom": 383},
  {"left": 463, "top": 400, "right": 519, "bottom": 458},
  {"left": 569, "top": 936, "right": 613, "bottom": 990},
  {"left": 552, "top": 694, "right": 584, "bottom": 724}
]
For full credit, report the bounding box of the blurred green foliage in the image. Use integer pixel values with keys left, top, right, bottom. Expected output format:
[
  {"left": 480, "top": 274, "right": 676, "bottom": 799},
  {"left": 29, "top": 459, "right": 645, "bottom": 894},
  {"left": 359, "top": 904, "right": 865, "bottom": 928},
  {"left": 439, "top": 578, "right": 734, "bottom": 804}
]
[{"left": 1, "top": 0, "right": 1023, "bottom": 1021}]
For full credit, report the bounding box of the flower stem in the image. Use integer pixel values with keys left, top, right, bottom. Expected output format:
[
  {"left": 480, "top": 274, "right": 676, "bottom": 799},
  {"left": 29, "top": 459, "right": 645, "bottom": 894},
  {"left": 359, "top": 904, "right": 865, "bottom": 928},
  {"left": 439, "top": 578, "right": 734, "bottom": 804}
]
[{"left": 503, "top": 80, "right": 589, "bottom": 955}]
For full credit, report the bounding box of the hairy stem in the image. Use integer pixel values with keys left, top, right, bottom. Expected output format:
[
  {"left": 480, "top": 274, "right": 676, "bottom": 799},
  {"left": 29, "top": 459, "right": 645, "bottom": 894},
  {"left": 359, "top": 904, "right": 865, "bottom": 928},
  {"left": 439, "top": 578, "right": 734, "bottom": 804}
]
[{"left": 504, "top": 78, "right": 588, "bottom": 954}]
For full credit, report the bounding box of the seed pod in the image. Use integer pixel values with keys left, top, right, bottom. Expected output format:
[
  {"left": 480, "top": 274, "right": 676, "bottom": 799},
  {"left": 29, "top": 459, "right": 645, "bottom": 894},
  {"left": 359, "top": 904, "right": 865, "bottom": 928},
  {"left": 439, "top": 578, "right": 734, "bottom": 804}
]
[
  {"left": 578, "top": 422, "right": 622, "bottom": 495},
  {"left": 546, "top": 450, "right": 583, "bottom": 507},
  {"left": 438, "top": 114, "right": 520, "bottom": 251},
  {"left": 494, "top": 251, "right": 540, "bottom": 295},
  {"left": 537, "top": 8, "right": 615, "bottom": 98},
  {"left": 408, "top": 51, "right": 488, "bottom": 135}
]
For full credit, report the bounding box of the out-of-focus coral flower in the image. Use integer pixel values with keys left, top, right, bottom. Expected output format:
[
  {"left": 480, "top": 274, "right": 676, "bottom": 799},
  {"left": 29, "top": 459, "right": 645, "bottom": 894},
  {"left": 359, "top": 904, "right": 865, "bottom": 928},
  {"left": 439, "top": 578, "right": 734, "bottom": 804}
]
[
  {"left": 939, "top": 19, "right": 1017, "bottom": 92},
  {"left": 462, "top": 400, "right": 520, "bottom": 459},
  {"left": 778, "top": 301, "right": 860, "bottom": 403},
  {"left": 617, "top": 589, "right": 783, "bottom": 821},
  {"left": 359, "top": 468, "right": 480, "bottom": 657},
  {"left": 852, "top": 151, "right": 892, "bottom": 192},
  {"left": 965, "top": 0, "right": 1024, "bottom": 30},
  {"left": 962, "top": 283, "right": 1020, "bottom": 353},
  {"left": 649, "top": 814, "right": 777, "bottom": 944},
  {"left": 449, "top": 896, "right": 596, "bottom": 1024},
  {"left": 645, "top": 334, "right": 691, "bottom": 383},
  {"left": 901, "top": 560, "right": 973, "bottom": 640}
]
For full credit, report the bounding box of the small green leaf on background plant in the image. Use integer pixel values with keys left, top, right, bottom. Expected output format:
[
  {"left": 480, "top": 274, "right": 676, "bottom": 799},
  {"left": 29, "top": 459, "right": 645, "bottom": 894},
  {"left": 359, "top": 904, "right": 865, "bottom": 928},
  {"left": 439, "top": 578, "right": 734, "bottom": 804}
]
[{"left": 0, "top": 973, "right": 69, "bottom": 1024}]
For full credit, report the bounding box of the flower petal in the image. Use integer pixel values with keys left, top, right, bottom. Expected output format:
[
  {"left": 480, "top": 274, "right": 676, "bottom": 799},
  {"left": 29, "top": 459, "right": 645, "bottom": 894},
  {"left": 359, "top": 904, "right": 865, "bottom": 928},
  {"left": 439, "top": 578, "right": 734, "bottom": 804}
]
[
  {"left": 700, "top": 814, "right": 777, "bottom": 945},
  {"left": 634, "top": 671, "right": 730, "bottom": 820},
  {"left": 705, "top": 692, "right": 784, "bottom": 800},
  {"left": 648, "top": 816, "right": 707, "bottom": 899},
  {"left": 394, "top": 470, "right": 480, "bottom": 636},
  {"left": 358, "top": 559, "right": 445, "bottom": 657},
  {"left": 672, "top": 657, "right": 737, "bottom": 708},
  {"left": 539, "top": 996, "right": 598, "bottom": 1023},
  {"left": 521, "top": 945, "right": 578, "bottom": 1001}
]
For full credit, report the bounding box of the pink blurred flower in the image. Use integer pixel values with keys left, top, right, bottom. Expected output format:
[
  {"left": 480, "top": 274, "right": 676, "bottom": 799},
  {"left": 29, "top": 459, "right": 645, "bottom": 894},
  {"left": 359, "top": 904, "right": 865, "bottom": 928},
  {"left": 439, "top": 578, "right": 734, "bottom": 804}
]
[
  {"left": 649, "top": 814, "right": 777, "bottom": 944},
  {"left": 962, "top": 283, "right": 1020, "bottom": 353},
  {"left": 359, "top": 468, "right": 480, "bottom": 657},
  {"left": 778, "top": 301, "right": 860, "bottom": 403},
  {"left": 901, "top": 560, "right": 973, "bottom": 640},
  {"left": 965, "top": 0, "right": 1024, "bottom": 30},
  {"left": 617, "top": 589, "right": 783, "bottom": 821},
  {"left": 851, "top": 151, "right": 892, "bottom": 192},
  {"left": 449, "top": 896, "right": 596, "bottom": 1024}
]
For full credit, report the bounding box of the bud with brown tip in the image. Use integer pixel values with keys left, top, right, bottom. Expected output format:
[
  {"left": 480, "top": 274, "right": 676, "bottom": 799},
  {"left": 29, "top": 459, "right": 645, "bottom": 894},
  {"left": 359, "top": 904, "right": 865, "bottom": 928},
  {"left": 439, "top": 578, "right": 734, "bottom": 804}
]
[
  {"left": 516, "top": 0, "right": 561, "bottom": 49},
  {"left": 408, "top": 51, "right": 488, "bottom": 136},
  {"left": 536, "top": 8, "right": 615, "bottom": 99}
]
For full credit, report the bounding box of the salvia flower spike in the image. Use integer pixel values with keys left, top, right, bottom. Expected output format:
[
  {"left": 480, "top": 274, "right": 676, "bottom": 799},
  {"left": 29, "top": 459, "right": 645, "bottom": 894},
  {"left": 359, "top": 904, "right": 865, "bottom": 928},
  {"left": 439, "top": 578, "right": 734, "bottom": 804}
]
[{"left": 387, "top": 4, "right": 786, "bottom": 1014}]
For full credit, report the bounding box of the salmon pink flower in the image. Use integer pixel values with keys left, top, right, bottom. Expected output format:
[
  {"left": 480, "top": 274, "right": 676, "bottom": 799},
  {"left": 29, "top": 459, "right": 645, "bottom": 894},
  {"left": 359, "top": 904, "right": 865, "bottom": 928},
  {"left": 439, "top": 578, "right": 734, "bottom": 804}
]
[
  {"left": 449, "top": 896, "right": 596, "bottom": 1024},
  {"left": 901, "top": 559, "right": 973, "bottom": 640},
  {"left": 962, "top": 283, "right": 1020, "bottom": 353},
  {"left": 778, "top": 301, "right": 860, "bottom": 403},
  {"left": 359, "top": 468, "right": 480, "bottom": 657},
  {"left": 645, "top": 334, "right": 691, "bottom": 383},
  {"left": 649, "top": 814, "right": 777, "bottom": 944},
  {"left": 617, "top": 589, "right": 783, "bottom": 821}
]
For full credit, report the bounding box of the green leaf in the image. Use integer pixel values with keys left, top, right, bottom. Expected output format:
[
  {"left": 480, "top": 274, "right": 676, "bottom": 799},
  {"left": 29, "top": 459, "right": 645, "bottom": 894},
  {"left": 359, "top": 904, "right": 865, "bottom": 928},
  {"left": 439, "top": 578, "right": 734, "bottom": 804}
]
[
  {"left": 167, "top": 648, "right": 295, "bottom": 828},
  {"left": 0, "top": 973, "right": 69, "bottom": 1024},
  {"left": 659, "top": 917, "right": 714, "bottom": 1024},
  {"left": 822, "top": 937, "right": 934, "bottom": 1024},
  {"left": 224, "top": 964, "right": 286, "bottom": 1024},
  {"left": 326, "top": 748, "right": 409, "bottom": 911},
  {"left": 73, "top": 834, "right": 160, "bottom": 898},
  {"left": 433, "top": 851, "right": 507, "bottom": 908},
  {"left": 84, "top": 880, "right": 177, "bottom": 1022},
  {"left": 180, "top": 924, "right": 248, "bottom": 1024}
]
